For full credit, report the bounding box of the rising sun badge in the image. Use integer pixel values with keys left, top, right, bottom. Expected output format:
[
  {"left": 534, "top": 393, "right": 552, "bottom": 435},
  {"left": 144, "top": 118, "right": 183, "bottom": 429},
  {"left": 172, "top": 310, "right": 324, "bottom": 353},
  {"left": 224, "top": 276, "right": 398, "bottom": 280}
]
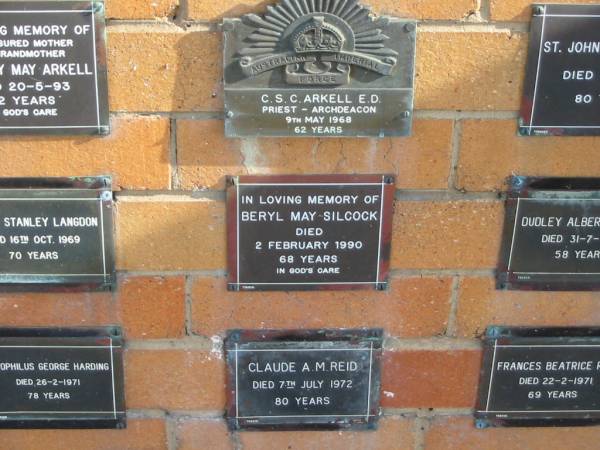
[{"left": 237, "top": 0, "right": 399, "bottom": 86}]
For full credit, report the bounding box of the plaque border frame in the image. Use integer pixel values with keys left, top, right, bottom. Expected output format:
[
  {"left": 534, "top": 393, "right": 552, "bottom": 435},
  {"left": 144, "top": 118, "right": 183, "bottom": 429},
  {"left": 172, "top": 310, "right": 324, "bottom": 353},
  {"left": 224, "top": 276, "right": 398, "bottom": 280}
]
[
  {"left": 497, "top": 175, "right": 600, "bottom": 291},
  {"left": 226, "top": 174, "right": 395, "bottom": 292},
  {"left": 475, "top": 326, "right": 600, "bottom": 428},
  {"left": 0, "top": 176, "right": 116, "bottom": 291},
  {"left": 224, "top": 328, "right": 383, "bottom": 431},
  {"left": 0, "top": 0, "right": 110, "bottom": 135},
  {"left": 0, "top": 326, "right": 126, "bottom": 429},
  {"left": 519, "top": 3, "right": 600, "bottom": 136}
]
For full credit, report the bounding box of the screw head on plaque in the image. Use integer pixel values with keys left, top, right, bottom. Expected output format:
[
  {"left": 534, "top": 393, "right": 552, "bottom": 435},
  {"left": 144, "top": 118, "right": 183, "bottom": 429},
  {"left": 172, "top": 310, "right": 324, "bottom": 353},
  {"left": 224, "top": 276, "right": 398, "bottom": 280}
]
[{"left": 223, "top": 0, "right": 416, "bottom": 137}]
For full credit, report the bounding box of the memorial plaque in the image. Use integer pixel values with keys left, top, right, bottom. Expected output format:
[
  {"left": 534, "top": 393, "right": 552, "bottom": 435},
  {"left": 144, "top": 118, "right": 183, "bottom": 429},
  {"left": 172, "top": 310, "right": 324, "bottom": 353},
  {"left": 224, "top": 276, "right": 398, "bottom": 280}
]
[
  {"left": 0, "top": 177, "right": 115, "bottom": 289},
  {"left": 0, "top": 326, "right": 125, "bottom": 428},
  {"left": 476, "top": 327, "right": 600, "bottom": 427},
  {"left": 0, "top": 1, "right": 109, "bottom": 134},
  {"left": 225, "top": 329, "right": 383, "bottom": 430},
  {"left": 223, "top": 0, "right": 416, "bottom": 137},
  {"left": 498, "top": 176, "right": 600, "bottom": 291},
  {"left": 519, "top": 4, "right": 600, "bottom": 136},
  {"left": 227, "top": 175, "right": 394, "bottom": 291}
]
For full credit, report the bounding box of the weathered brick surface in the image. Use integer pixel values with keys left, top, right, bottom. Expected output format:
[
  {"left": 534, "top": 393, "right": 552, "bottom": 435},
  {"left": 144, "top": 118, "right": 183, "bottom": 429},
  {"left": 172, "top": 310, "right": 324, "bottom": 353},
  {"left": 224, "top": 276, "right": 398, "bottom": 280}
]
[
  {"left": 372, "top": 0, "right": 478, "bottom": 20},
  {"left": 239, "top": 416, "right": 415, "bottom": 450},
  {"left": 106, "top": 0, "right": 178, "bottom": 19},
  {"left": 458, "top": 120, "right": 600, "bottom": 192},
  {"left": 0, "top": 419, "right": 167, "bottom": 450},
  {"left": 177, "top": 119, "right": 453, "bottom": 190},
  {"left": 391, "top": 201, "right": 504, "bottom": 269},
  {"left": 125, "top": 350, "right": 226, "bottom": 410},
  {"left": 0, "top": 279, "right": 185, "bottom": 337},
  {"left": 108, "top": 27, "right": 222, "bottom": 112},
  {"left": 490, "top": 0, "right": 600, "bottom": 22},
  {"left": 187, "top": 0, "right": 273, "bottom": 21},
  {"left": 381, "top": 349, "right": 481, "bottom": 408},
  {"left": 416, "top": 31, "right": 526, "bottom": 110},
  {"left": 191, "top": 276, "right": 452, "bottom": 337},
  {"left": 175, "top": 419, "right": 234, "bottom": 450},
  {"left": 116, "top": 199, "right": 226, "bottom": 271},
  {"left": 4, "top": 3, "right": 599, "bottom": 448},
  {"left": 456, "top": 277, "right": 600, "bottom": 338},
  {"left": 426, "top": 416, "right": 600, "bottom": 450},
  {"left": 0, "top": 291, "right": 114, "bottom": 327},
  {"left": 187, "top": 0, "right": 478, "bottom": 21},
  {"left": 119, "top": 276, "right": 186, "bottom": 339},
  {"left": 0, "top": 116, "right": 170, "bottom": 190}
]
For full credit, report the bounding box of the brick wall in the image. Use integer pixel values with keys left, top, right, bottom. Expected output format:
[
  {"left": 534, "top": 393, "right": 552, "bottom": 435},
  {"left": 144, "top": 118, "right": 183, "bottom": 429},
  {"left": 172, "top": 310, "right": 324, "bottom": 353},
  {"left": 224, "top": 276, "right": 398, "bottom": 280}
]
[{"left": 3, "top": 0, "right": 600, "bottom": 449}]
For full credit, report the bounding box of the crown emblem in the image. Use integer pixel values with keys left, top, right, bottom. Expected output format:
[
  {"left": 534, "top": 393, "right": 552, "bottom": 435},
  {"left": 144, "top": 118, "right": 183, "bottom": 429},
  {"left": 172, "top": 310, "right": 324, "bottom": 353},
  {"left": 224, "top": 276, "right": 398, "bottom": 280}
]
[
  {"left": 236, "top": 0, "right": 399, "bottom": 86},
  {"left": 293, "top": 17, "right": 344, "bottom": 54}
]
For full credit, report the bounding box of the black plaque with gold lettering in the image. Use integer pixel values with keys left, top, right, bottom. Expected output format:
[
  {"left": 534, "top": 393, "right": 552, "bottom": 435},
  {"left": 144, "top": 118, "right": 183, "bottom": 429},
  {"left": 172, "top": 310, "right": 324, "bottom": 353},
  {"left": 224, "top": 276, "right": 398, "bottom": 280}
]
[
  {"left": 0, "top": 177, "right": 115, "bottom": 289},
  {"left": 0, "top": 1, "right": 109, "bottom": 134},
  {"left": 0, "top": 326, "right": 125, "bottom": 428},
  {"left": 225, "top": 329, "right": 383, "bottom": 430},
  {"left": 476, "top": 327, "right": 600, "bottom": 427},
  {"left": 223, "top": 0, "right": 416, "bottom": 137},
  {"left": 227, "top": 174, "right": 395, "bottom": 291},
  {"left": 498, "top": 176, "right": 600, "bottom": 291},
  {"left": 520, "top": 4, "right": 600, "bottom": 136}
]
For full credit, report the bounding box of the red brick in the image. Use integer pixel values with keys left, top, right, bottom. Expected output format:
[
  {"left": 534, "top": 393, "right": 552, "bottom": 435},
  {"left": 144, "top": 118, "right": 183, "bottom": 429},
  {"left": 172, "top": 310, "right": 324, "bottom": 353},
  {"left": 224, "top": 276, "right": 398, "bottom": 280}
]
[
  {"left": 176, "top": 419, "right": 233, "bottom": 450},
  {"left": 381, "top": 349, "right": 481, "bottom": 408},
  {"left": 191, "top": 276, "right": 451, "bottom": 337},
  {"left": 188, "top": 0, "right": 478, "bottom": 21},
  {"left": 391, "top": 201, "right": 504, "bottom": 269},
  {"left": 426, "top": 416, "right": 600, "bottom": 450},
  {"left": 106, "top": 0, "right": 178, "bottom": 19},
  {"left": 458, "top": 120, "right": 600, "bottom": 192},
  {"left": 116, "top": 199, "right": 226, "bottom": 271},
  {"left": 239, "top": 416, "right": 415, "bottom": 450},
  {"left": 119, "top": 276, "right": 186, "bottom": 339},
  {"left": 0, "top": 419, "right": 167, "bottom": 450},
  {"left": 0, "top": 116, "right": 170, "bottom": 190},
  {"left": 416, "top": 31, "right": 526, "bottom": 110},
  {"left": 0, "top": 291, "right": 114, "bottom": 327},
  {"left": 108, "top": 27, "right": 222, "bottom": 112},
  {"left": 372, "top": 0, "right": 478, "bottom": 20},
  {"left": 176, "top": 119, "right": 453, "bottom": 190},
  {"left": 456, "top": 277, "right": 600, "bottom": 338},
  {"left": 125, "top": 349, "right": 225, "bottom": 410}
]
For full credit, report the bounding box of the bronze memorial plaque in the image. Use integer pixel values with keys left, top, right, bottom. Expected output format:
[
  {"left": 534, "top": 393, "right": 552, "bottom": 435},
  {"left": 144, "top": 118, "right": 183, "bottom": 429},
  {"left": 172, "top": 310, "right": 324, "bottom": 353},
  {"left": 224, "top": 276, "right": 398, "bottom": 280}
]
[
  {"left": 227, "top": 174, "right": 395, "bottom": 291},
  {"left": 225, "top": 329, "right": 383, "bottom": 430},
  {"left": 0, "top": 1, "right": 109, "bottom": 134},
  {"left": 0, "top": 177, "right": 115, "bottom": 289},
  {"left": 223, "top": 0, "right": 416, "bottom": 137},
  {"left": 498, "top": 176, "right": 600, "bottom": 291}
]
